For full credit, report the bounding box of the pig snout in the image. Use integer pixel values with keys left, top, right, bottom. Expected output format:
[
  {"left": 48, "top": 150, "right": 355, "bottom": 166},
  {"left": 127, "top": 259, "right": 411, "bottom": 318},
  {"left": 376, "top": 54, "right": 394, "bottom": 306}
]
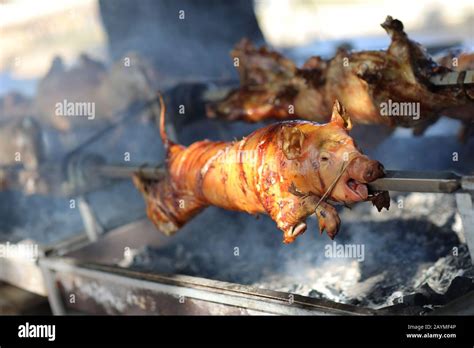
[{"left": 347, "top": 156, "right": 384, "bottom": 183}]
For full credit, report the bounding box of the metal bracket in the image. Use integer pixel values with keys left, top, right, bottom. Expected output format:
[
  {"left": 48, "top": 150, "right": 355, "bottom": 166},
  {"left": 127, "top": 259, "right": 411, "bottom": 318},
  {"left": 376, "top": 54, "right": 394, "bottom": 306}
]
[
  {"left": 369, "top": 171, "right": 474, "bottom": 265},
  {"left": 77, "top": 195, "right": 105, "bottom": 242},
  {"left": 455, "top": 192, "right": 474, "bottom": 264},
  {"left": 38, "top": 261, "right": 66, "bottom": 315}
]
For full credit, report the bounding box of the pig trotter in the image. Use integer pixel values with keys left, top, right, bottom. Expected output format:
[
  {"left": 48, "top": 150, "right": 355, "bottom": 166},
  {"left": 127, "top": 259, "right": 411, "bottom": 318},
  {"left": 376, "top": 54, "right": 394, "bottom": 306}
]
[
  {"left": 283, "top": 221, "right": 307, "bottom": 244},
  {"left": 315, "top": 202, "right": 341, "bottom": 240}
]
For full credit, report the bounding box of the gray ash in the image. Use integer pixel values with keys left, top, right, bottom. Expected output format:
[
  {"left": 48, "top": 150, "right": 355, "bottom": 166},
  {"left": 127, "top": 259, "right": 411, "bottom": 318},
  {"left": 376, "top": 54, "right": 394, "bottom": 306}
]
[{"left": 119, "top": 192, "right": 473, "bottom": 310}]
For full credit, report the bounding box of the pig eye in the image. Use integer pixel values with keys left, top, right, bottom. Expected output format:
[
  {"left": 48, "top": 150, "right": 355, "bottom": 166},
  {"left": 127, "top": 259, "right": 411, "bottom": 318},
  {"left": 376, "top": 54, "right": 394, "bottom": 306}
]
[{"left": 320, "top": 152, "right": 330, "bottom": 162}]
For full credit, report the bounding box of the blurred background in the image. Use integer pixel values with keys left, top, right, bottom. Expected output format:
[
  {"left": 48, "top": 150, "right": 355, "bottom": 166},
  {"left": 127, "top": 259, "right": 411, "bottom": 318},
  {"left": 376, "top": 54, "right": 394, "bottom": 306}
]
[
  {"left": 1, "top": 0, "right": 473, "bottom": 93},
  {"left": 0, "top": 0, "right": 473, "bottom": 315}
]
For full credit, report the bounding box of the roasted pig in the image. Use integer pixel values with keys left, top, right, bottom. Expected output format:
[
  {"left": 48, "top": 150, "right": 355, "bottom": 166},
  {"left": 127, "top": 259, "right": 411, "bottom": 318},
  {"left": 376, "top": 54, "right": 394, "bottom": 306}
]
[
  {"left": 436, "top": 51, "right": 474, "bottom": 71},
  {"left": 134, "top": 97, "right": 389, "bottom": 244},
  {"left": 207, "top": 16, "right": 474, "bottom": 136}
]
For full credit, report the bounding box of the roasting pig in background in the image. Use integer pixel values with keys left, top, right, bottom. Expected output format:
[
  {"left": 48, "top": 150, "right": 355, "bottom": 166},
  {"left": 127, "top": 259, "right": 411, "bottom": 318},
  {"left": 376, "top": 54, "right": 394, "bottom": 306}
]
[{"left": 207, "top": 16, "right": 474, "bottom": 138}]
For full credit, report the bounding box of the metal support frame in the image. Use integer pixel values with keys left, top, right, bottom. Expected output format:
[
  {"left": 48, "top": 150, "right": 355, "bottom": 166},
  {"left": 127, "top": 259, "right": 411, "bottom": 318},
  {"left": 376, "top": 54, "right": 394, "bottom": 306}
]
[
  {"left": 38, "top": 262, "right": 66, "bottom": 315},
  {"left": 1, "top": 79, "right": 472, "bottom": 314},
  {"left": 39, "top": 257, "right": 381, "bottom": 316},
  {"left": 369, "top": 171, "right": 474, "bottom": 265},
  {"left": 77, "top": 195, "right": 105, "bottom": 242},
  {"left": 36, "top": 256, "right": 474, "bottom": 315},
  {"left": 455, "top": 193, "right": 474, "bottom": 263},
  {"left": 2, "top": 167, "right": 474, "bottom": 312}
]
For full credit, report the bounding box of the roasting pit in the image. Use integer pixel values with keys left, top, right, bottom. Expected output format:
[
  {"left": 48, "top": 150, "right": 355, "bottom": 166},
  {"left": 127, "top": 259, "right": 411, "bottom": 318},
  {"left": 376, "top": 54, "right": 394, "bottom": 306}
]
[
  {"left": 1, "top": 17, "right": 474, "bottom": 315},
  {"left": 1, "top": 79, "right": 474, "bottom": 315},
  {"left": 0, "top": 74, "right": 473, "bottom": 314},
  {"left": 36, "top": 186, "right": 474, "bottom": 315}
]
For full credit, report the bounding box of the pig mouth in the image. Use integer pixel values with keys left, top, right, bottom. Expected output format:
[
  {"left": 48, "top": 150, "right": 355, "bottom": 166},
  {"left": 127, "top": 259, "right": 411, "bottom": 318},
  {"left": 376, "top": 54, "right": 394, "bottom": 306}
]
[{"left": 345, "top": 178, "right": 369, "bottom": 200}]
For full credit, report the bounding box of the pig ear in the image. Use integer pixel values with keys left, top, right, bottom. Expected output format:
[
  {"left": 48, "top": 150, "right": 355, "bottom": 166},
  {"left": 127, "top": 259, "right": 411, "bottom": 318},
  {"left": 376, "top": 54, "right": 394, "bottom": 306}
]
[
  {"left": 330, "top": 100, "right": 352, "bottom": 131},
  {"left": 280, "top": 126, "right": 305, "bottom": 160}
]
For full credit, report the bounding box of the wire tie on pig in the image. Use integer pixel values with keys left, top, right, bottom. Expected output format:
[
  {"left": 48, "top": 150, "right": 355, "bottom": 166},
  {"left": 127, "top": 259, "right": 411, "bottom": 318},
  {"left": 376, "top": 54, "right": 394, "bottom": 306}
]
[{"left": 313, "top": 156, "right": 355, "bottom": 212}]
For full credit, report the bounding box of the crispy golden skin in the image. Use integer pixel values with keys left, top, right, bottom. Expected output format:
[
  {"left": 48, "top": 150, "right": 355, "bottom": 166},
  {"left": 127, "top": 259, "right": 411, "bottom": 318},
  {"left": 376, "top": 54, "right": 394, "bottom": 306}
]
[
  {"left": 134, "top": 99, "right": 388, "bottom": 243},
  {"left": 207, "top": 16, "right": 474, "bottom": 136}
]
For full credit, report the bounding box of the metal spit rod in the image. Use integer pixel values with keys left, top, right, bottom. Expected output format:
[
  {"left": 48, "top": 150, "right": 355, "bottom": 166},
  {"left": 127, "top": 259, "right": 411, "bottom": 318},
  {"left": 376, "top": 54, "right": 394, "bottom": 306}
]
[
  {"left": 94, "top": 164, "right": 473, "bottom": 193},
  {"left": 94, "top": 164, "right": 166, "bottom": 181},
  {"left": 92, "top": 163, "right": 474, "bottom": 265},
  {"left": 367, "top": 170, "right": 471, "bottom": 193}
]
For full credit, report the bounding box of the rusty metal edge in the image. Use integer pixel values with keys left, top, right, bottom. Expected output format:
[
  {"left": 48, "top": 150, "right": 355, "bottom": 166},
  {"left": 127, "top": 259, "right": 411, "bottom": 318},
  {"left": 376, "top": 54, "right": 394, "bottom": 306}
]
[{"left": 0, "top": 230, "right": 91, "bottom": 295}]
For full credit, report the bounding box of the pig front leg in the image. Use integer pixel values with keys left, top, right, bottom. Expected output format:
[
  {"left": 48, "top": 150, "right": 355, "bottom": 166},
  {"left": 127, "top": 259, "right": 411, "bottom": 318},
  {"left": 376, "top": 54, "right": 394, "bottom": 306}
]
[
  {"left": 265, "top": 194, "right": 341, "bottom": 243},
  {"left": 262, "top": 194, "right": 330, "bottom": 243},
  {"left": 262, "top": 194, "right": 312, "bottom": 244},
  {"left": 315, "top": 201, "right": 341, "bottom": 240}
]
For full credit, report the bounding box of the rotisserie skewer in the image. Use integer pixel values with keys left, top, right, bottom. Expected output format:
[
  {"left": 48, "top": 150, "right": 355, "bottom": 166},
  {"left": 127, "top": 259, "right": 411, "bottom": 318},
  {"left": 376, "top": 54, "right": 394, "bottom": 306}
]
[
  {"left": 207, "top": 16, "right": 474, "bottom": 137},
  {"left": 133, "top": 95, "right": 389, "bottom": 243}
]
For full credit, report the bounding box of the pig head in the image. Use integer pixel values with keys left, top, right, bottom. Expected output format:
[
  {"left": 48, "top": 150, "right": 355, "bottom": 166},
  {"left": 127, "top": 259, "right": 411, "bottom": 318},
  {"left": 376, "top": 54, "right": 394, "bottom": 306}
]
[{"left": 272, "top": 100, "right": 389, "bottom": 243}]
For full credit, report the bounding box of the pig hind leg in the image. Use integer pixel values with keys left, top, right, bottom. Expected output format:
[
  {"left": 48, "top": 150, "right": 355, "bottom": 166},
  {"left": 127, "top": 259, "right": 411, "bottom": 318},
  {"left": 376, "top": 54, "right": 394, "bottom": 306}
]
[{"left": 133, "top": 174, "right": 207, "bottom": 236}]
